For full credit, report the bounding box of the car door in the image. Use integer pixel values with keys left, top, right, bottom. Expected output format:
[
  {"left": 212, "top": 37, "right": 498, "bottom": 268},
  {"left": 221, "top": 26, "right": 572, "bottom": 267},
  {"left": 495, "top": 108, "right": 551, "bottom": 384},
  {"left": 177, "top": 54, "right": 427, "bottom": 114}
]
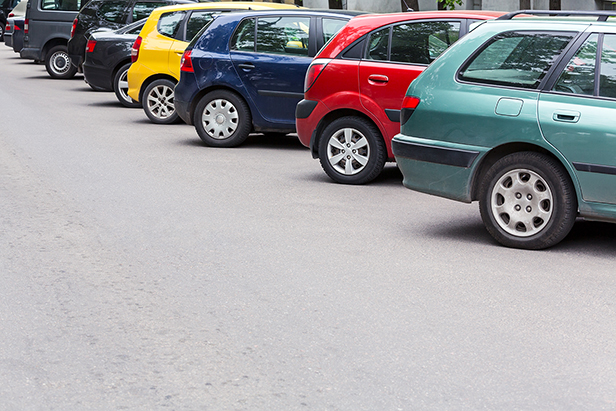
[
  {"left": 539, "top": 31, "right": 616, "bottom": 204},
  {"left": 359, "top": 20, "right": 462, "bottom": 140},
  {"left": 230, "top": 15, "right": 313, "bottom": 126}
]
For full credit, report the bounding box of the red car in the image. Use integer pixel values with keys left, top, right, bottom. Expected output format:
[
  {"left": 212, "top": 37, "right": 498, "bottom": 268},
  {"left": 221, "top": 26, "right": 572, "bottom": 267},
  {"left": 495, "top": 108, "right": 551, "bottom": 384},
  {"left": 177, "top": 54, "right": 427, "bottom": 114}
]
[{"left": 296, "top": 11, "right": 504, "bottom": 184}]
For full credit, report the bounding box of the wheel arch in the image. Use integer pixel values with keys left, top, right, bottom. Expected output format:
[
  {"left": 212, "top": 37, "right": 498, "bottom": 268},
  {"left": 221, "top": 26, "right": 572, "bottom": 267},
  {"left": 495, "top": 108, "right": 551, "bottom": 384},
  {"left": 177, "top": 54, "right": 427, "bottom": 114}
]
[
  {"left": 311, "top": 108, "right": 383, "bottom": 158},
  {"left": 139, "top": 74, "right": 177, "bottom": 104},
  {"left": 470, "top": 142, "right": 580, "bottom": 205},
  {"left": 42, "top": 37, "right": 68, "bottom": 61},
  {"left": 112, "top": 58, "right": 133, "bottom": 82},
  {"left": 189, "top": 85, "right": 253, "bottom": 131}
]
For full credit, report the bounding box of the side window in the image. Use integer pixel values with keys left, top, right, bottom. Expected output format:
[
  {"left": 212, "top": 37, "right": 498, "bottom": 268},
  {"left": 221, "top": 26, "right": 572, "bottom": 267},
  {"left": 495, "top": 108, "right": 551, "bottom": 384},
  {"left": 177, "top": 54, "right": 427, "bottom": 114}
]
[
  {"left": 390, "top": 21, "right": 461, "bottom": 64},
  {"left": 256, "top": 16, "right": 310, "bottom": 56},
  {"left": 459, "top": 31, "right": 575, "bottom": 89},
  {"left": 231, "top": 18, "right": 255, "bottom": 52},
  {"left": 132, "top": 1, "right": 163, "bottom": 22},
  {"left": 322, "top": 18, "right": 346, "bottom": 44},
  {"left": 41, "top": 0, "right": 80, "bottom": 11},
  {"left": 366, "top": 27, "right": 389, "bottom": 61},
  {"left": 553, "top": 34, "right": 598, "bottom": 96},
  {"left": 600, "top": 34, "right": 616, "bottom": 98},
  {"left": 186, "top": 10, "right": 216, "bottom": 41},
  {"left": 157, "top": 11, "right": 185, "bottom": 40},
  {"left": 97, "top": 0, "right": 126, "bottom": 22}
]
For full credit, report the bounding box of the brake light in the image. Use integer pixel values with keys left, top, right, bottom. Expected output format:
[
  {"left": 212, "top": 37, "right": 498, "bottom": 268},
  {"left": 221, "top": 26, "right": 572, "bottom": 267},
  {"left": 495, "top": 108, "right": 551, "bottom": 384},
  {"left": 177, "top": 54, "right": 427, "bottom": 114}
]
[
  {"left": 5, "top": 22, "right": 9, "bottom": 32},
  {"left": 180, "top": 49, "right": 194, "bottom": 73},
  {"left": 15, "top": 24, "right": 21, "bottom": 31},
  {"left": 86, "top": 39, "right": 96, "bottom": 53},
  {"left": 70, "top": 17, "right": 77, "bottom": 38},
  {"left": 8, "top": 12, "right": 14, "bottom": 17},
  {"left": 401, "top": 95, "right": 420, "bottom": 125},
  {"left": 131, "top": 36, "right": 142, "bottom": 63},
  {"left": 24, "top": 18, "right": 28, "bottom": 34},
  {"left": 304, "top": 58, "right": 331, "bottom": 92}
]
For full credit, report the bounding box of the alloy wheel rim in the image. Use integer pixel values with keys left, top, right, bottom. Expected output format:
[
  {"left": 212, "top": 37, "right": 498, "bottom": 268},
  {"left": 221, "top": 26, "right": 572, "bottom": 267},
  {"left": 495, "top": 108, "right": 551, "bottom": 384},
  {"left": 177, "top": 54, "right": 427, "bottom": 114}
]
[
  {"left": 117, "top": 69, "right": 131, "bottom": 103},
  {"left": 201, "top": 98, "right": 238, "bottom": 139},
  {"left": 51, "top": 51, "right": 70, "bottom": 75},
  {"left": 146, "top": 85, "right": 174, "bottom": 119},
  {"left": 326, "top": 128, "right": 369, "bottom": 175},
  {"left": 490, "top": 168, "right": 553, "bottom": 237}
]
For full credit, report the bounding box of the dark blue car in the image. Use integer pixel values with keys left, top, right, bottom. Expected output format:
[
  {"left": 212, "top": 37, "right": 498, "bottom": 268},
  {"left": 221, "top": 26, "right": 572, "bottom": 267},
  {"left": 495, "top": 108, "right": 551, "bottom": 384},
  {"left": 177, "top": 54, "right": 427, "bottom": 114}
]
[{"left": 174, "top": 9, "right": 361, "bottom": 147}]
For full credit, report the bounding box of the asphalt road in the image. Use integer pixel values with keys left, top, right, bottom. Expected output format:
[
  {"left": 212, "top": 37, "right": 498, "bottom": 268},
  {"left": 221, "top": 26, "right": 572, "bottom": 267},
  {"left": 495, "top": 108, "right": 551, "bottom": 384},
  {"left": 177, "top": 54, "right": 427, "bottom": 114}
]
[{"left": 1, "top": 46, "right": 616, "bottom": 410}]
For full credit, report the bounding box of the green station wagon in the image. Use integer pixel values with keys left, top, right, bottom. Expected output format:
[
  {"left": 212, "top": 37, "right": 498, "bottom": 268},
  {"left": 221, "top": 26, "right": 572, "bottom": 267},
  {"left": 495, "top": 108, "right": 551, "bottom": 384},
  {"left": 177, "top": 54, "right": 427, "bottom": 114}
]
[{"left": 392, "top": 11, "right": 616, "bottom": 249}]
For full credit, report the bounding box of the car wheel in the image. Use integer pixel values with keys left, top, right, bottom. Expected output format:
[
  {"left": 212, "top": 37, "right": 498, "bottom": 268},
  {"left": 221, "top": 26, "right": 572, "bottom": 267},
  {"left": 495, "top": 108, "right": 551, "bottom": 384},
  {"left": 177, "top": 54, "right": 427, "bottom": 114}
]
[
  {"left": 143, "top": 78, "right": 178, "bottom": 124},
  {"left": 193, "top": 90, "right": 251, "bottom": 148},
  {"left": 45, "top": 45, "right": 78, "bottom": 79},
  {"left": 478, "top": 152, "right": 577, "bottom": 250},
  {"left": 318, "top": 116, "right": 386, "bottom": 185},
  {"left": 114, "top": 63, "right": 140, "bottom": 108}
]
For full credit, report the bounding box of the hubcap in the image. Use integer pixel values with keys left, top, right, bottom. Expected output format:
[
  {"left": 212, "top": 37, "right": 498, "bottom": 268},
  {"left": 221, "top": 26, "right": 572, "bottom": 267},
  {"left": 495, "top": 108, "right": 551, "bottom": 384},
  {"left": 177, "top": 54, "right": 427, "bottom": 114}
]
[
  {"left": 51, "top": 51, "right": 70, "bottom": 75},
  {"left": 201, "top": 99, "right": 238, "bottom": 139},
  {"left": 326, "top": 128, "right": 369, "bottom": 175},
  {"left": 146, "top": 85, "right": 174, "bottom": 119},
  {"left": 490, "top": 168, "right": 553, "bottom": 237}
]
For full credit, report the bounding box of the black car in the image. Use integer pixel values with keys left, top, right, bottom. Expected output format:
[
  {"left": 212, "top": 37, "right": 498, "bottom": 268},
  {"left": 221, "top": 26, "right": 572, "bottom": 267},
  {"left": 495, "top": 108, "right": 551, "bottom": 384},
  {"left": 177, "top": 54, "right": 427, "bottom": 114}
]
[
  {"left": 0, "top": 0, "right": 20, "bottom": 40},
  {"left": 82, "top": 18, "right": 145, "bottom": 107},
  {"left": 5, "top": 16, "right": 24, "bottom": 51},
  {"left": 68, "top": 0, "right": 195, "bottom": 71}
]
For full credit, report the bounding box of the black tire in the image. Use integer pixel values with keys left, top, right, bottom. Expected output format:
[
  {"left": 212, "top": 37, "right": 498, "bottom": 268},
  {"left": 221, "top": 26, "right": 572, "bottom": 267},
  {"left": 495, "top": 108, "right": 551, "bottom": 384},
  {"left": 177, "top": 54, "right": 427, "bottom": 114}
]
[
  {"left": 193, "top": 90, "right": 251, "bottom": 148},
  {"left": 317, "top": 116, "right": 386, "bottom": 185},
  {"left": 114, "top": 63, "right": 140, "bottom": 108},
  {"left": 478, "top": 152, "right": 577, "bottom": 250},
  {"left": 143, "top": 78, "right": 178, "bottom": 124},
  {"left": 45, "top": 45, "right": 78, "bottom": 79}
]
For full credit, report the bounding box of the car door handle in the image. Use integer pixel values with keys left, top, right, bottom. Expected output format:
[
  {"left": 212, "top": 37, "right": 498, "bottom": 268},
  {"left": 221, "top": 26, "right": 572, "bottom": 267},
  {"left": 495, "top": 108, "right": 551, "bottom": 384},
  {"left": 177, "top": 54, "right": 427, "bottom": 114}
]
[
  {"left": 553, "top": 110, "right": 580, "bottom": 123},
  {"left": 368, "top": 74, "right": 389, "bottom": 84},
  {"left": 238, "top": 63, "right": 255, "bottom": 71}
]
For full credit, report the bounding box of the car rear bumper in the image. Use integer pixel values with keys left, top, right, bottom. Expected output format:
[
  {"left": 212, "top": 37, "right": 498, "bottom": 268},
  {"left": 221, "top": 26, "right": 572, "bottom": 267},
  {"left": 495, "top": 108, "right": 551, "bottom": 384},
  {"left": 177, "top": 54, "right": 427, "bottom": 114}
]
[
  {"left": 295, "top": 99, "right": 326, "bottom": 157},
  {"left": 4, "top": 32, "right": 12, "bottom": 47},
  {"left": 83, "top": 62, "right": 113, "bottom": 91},
  {"left": 392, "top": 134, "right": 486, "bottom": 203},
  {"left": 20, "top": 46, "right": 42, "bottom": 61}
]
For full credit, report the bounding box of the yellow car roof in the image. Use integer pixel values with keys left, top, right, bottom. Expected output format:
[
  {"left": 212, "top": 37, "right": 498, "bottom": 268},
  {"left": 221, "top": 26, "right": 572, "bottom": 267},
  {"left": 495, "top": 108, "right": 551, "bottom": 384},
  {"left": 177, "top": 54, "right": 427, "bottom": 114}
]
[{"left": 149, "top": 1, "right": 303, "bottom": 15}]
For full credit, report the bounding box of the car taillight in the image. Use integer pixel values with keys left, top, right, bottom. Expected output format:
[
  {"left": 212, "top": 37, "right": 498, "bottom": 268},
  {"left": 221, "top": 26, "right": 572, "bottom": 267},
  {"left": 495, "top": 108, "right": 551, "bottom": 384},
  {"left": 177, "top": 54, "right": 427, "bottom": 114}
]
[
  {"left": 86, "top": 39, "right": 96, "bottom": 53},
  {"left": 14, "top": 24, "right": 21, "bottom": 31},
  {"left": 8, "top": 12, "right": 14, "bottom": 17},
  {"left": 131, "top": 36, "right": 142, "bottom": 63},
  {"left": 180, "top": 49, "right": 194, "bottom": 73},
  {"left": 304, "top": 58, "right": 331, "bottom": 92},
  {"left": 24, "top": 18, "right": 28, "bottom": 34},
  {"left": 70, "top": 17, "right": 77, "bottom": 38},
  {"left": 5, "top": 22, "right": 9, "bottom": 32},
  {"left": 401, "top": 95, "right": 421, "bottom": 125}
]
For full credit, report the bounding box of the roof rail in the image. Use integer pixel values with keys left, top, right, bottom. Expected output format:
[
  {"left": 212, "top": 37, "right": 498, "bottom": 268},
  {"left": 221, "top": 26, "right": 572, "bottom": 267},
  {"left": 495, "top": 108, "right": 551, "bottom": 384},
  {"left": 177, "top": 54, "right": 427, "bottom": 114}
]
[{"left": 497, "top": 10, "right": 616, "bottom": 22}]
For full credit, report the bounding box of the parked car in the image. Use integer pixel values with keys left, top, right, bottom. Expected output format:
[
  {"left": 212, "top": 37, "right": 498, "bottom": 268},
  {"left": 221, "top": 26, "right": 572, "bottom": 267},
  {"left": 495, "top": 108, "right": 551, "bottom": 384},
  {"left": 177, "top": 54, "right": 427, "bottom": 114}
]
[
  {"left": 3, "top": 0, "right": 26, "bottom": 47},
  {"left": 296, "top": 11, "right": 504, "bottom": 185},
  {"left": 127, "top": 2, "right": 303, "bottom": 124},
  {"left": 392, "top": 10, "right": 616, "bottom": 249},
  {"left": 175, "top": 9, "right": 363, "bottom": 145},
  {"left": 20, "top": 0, "right": 81, "bottom": 78},
  {"left": 82, "top": 18, "right": 147, "bottom": 107},
  {"left": 1, "top": 0, "right": 20, "bottom": 40},
  {"left": 68, "top": 0, "right": 195, "bottom": 73}
]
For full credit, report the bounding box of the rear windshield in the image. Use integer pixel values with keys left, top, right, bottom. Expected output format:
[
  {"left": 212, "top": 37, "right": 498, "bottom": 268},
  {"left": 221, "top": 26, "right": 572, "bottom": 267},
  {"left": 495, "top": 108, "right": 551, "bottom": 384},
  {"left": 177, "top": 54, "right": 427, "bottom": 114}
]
[{"left": 459, "top": 31, "right": 575, "bottom": 89}]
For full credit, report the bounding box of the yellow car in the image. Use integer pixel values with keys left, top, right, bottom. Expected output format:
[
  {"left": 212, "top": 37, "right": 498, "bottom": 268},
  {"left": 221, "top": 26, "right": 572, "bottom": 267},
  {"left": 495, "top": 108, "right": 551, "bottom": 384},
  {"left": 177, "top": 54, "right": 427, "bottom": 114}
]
[{"left": 127, "top": 1, "right": 302, "bottom": 124}]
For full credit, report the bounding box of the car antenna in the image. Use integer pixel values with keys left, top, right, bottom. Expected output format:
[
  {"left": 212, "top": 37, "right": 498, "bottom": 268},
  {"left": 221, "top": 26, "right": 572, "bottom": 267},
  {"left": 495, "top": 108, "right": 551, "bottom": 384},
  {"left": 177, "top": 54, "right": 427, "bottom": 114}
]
[{"left": 402, "top": 0, "right": 414, "bottom": 12}]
